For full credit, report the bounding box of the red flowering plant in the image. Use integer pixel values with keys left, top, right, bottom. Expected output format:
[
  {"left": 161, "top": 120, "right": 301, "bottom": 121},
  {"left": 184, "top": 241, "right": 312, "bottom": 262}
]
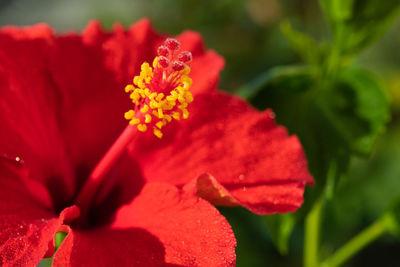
[{"left": 0, "top": 19, "right": 313, "bottom": 266}]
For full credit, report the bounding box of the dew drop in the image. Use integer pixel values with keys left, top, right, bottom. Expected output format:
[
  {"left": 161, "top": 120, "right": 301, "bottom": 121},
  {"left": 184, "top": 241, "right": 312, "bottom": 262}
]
[
  {"left": 1, "top": 153, "right": 25, "bottom": 167},
  {"left": 269, "top": 111, "right": 276, "bottom": 119},
  {"left": 18, "top": 237, "right": 22, "bottom": 241}
]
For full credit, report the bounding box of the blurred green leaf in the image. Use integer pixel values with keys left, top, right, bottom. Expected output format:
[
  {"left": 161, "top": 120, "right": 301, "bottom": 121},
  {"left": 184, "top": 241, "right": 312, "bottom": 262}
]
[
  {"left": 264, "top": 213, "right": 296, "bottom": 255},
  {"left": 248, "top": 67, "right": 389, "bottom": 195},
  {"left": 237, "top": 64, "right": 313, "bottom": 99},
  {"left": 280, "top": 22, "right": 320, "bottom": 65},
  {"left": 319, "top": 0, "right": 355, "bottom": 22},
  {"left": 320, "top": 0, "right": 400, "bottom": 55},
  {"left": 386, "top": 196, "right": 400, "bottom": 238}
]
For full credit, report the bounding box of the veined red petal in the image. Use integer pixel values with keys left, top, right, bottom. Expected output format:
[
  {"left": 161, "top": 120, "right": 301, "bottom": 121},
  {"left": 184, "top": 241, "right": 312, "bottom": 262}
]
[
  {"left": 0, "top": 24, "right": 76, "bottom": 204},
  {"left": 130, "top": 92, "right": 313, "bottom": 214}
]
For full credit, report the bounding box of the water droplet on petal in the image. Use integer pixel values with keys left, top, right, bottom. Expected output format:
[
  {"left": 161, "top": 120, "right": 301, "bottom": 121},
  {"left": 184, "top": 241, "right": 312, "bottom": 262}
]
[
  {"left": 269, "top": 111, "right": 276, "bottom": 119},
  {"left": 1, "top": 153, "right": 25, "bottom": 167}
]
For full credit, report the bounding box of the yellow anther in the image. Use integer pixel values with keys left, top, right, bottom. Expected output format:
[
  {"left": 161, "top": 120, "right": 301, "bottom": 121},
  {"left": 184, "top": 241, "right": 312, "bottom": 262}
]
[
  {"left": 179, "top": 103, "right": 188, "bottom": 109},
  {"left": 125, "top": 84, "right": 134, "bottom": 93},
  {"left": 137, "top": 124, "right": 147, "bottom": 132},
  {"left": 182, "top": 109, "right": 189, "bottom": 119},
  {"left": 178, "top": 96, "right": 185, "bottom": 104},
  {"left": 140, "top": 104, "right": 149, "bottom": 113},
  {"left": 156, "top": 121, "right": 164, "bottom": 129},
  {"left": 153, "top": 128, "right": 163, "bottom": 138},
  {"left": 149, "top": 100, "right": 158, "bottom": 109},
  {"left": 129, "top": 118, "right": 140, "bottom": 125},
  {"left": 133, "top": 76, "right": 140, "bottom": 86},
  {"left": 152, "top": 57, "right": 159, "bottom": 68},
  {"left": 156, "top": 93, "right": 164, "bottom": 101},
  {"left": 124, "top": 51, "right": 193, "bottom": 138},
  {"left": 166, "top": 95, "right": 176, "bottom": 102},
  {"left": 157, "top": 108, "right": 164, "bottom": 118},
  {"left": 124, "top": 110, "right": 135, "bottom": 120},
  {"left": 185, "top": 92, "right": 194, "bottom": 103},
  {"left": 164, "top": 115, "right": 172, "bottom": 122},
  {"left": 172, "top": 112, "right": 181, "bottom": 120},
  {"left": 145, "top": 114, "right": 152, "bottom": 123}
]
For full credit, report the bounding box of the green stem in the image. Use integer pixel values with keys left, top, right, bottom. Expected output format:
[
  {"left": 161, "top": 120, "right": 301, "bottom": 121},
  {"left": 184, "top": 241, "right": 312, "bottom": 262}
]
[
  {"left": 304, "top": 197, "right": 324, "bottom": 267},
  {"left": 321, "top": 215, "right": 390, "bottom": 267}
]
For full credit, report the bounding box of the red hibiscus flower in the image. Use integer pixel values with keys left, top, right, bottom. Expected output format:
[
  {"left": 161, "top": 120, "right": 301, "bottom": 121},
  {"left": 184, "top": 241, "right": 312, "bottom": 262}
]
[{"left": 0, "top": 19, "right": 313, "bottom": 266}]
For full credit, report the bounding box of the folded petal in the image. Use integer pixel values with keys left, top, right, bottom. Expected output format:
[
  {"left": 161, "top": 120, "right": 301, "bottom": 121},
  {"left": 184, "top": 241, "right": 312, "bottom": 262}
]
[
  {"left": 0, "top": 159, "right": 78, "bottom": 266},
  {"left": 131, "top": 92, "right": 313, "bottom": 214},
  {"left": 183, "top": 173, "right": 306, "bottom": 214}
]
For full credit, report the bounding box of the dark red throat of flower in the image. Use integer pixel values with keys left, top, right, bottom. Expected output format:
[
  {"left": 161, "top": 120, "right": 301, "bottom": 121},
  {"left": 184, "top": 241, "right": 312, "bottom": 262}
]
[{"left": 73, "top": 38, "right": 193, "bottom": 227}]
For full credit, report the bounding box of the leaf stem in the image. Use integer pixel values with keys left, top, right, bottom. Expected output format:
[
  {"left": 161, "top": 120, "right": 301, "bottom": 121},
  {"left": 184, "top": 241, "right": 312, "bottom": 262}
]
[
  {"left": 321, "top": 215, "right": 390, "bottom": 267},
  {"left": 304, "top": 196, "right": 324, "bottom": 267}
]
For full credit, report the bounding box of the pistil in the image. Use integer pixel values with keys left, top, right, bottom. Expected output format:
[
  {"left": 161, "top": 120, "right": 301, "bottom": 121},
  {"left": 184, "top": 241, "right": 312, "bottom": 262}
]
[{"left": 73, "top": 38, "right": 193, "bottom": 224}]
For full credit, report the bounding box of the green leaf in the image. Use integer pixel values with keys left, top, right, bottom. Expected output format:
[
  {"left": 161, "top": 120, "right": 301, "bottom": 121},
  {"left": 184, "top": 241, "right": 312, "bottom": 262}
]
[
  {"left": 237, "top": 64, "right": 313, "bottom": 99},
  {"left": 280, "top": 21, "right": 320, "bottom": 65},
  {"left": 246, "top": 66, "right": 389, "bottom": 252},
  {"left": 264, "top": 213, "right": 296, "bottom": 255},
  {"left": 319, "top": 0, "right": 355, "bottom": 22},
  {"left": 249, "top": 66, "right": 389, "bottom": 192},
  {"left": 321, "top": 0, "right": 400, "bottom": 54}
]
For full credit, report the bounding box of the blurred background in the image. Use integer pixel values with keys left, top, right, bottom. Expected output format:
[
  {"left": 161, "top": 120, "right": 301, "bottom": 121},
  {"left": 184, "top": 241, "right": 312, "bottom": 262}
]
[{"left": 1, "top": 0, "right": 399, "bottom": 266}]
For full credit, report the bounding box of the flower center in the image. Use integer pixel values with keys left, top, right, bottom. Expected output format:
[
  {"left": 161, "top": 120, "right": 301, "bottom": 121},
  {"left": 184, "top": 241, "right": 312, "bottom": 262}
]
[
  {"left": 73, "top": 38, "right": 193, "bottom": 226},
  {"left": 124, "top": 38, "right": 193, "bottom": 138}
]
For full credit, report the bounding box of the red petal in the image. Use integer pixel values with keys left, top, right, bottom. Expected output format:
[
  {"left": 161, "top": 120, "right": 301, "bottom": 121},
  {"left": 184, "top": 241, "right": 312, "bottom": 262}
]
[
  {"left": 53, "top": 183, "right": 236, "bottom": 266},
  {"left": 130, "top": 92, "right": 313, "bottom": 214},
  {"left": 114, "top": 183, "right": 236, "bottom": 266},
  {"left": 0, "top": 160, "right": 78, "bottom": 266},
  {"left": 52, "top": 227, "right": 167, "bottom": 267},
  {"left": 52, "top": 183, "right": 236, "bottom": 266},
  {"left": 184, "top": 173, "right": 306, "bottom": 214},
  {"left": 48, "top": 22, "right": 130, "bottom": 175},
  {"left": 0, "top": 24, "right": 76, "bottom": 203}
]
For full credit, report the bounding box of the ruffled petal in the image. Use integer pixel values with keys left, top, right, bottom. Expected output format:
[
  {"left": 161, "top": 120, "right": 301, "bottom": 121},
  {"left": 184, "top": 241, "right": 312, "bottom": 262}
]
[
  {"left": 0, "top": 160, "right": 78, "bottom": 266},
  {"left": 131, "top": 92, "right": 313, "bottom": 214}
]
